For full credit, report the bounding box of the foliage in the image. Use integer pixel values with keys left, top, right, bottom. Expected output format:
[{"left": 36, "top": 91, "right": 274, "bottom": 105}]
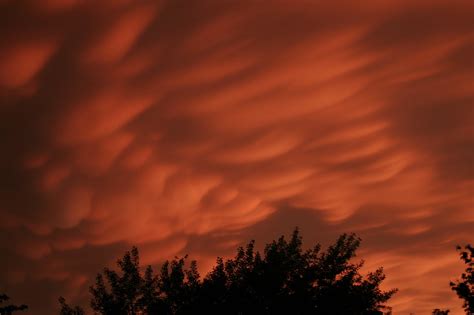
[
  {"left": 196, "top": 230, "right": 396, "bottom": 315},
  {"left": 88, "top": 247, "right": 200, "bottom": 315},
  {"left": 90, "top": 247, "right": 146, "bottom": 314},
  {"left": 450, "top": 244, "right": 474, "bottom": 314},
  {"left": 59, "top": 297, "right": 85, "bottom": 315},
  {"left": 0, "top": 293, "right": 27, "bottom": 315},
  {"left": 432, "top": 309, "right": 450, "bottom": 315},
  {"left": 64, "top": 229, "right": 397, "bottom": 314}
]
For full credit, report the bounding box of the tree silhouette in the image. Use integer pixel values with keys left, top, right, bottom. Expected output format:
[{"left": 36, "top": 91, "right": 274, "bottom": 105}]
[
  {"left": 88, "top": 247, "right": 199, "bottom": 315},
  {"left": 90, "top": 246, "right": 145, "bottom": 314},
  {"left": 62, "top": 229, "right": 397, "bottom": 314},
  {"left": 450, "top": 244, "right": 474, "bottom": 314},
  {"left": 156, "top": 256, "right": 200, "bottom": 314},
  {"left": 0, "top": 293, "right": 27, "bottom": 315},
  {"left": 195, "top": 230, "right": 396, "bottom": 314},
  {"left": 432, "top": 309, "right": 450, "bottom": 315},
  {"left": 58, "top": 297, "right": 85, "bottom": 315}
]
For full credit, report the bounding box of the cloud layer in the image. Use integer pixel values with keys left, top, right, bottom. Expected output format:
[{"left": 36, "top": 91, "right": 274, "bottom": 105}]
[{"left": 0, "top": 0, "right": 472, "bottom": 313}]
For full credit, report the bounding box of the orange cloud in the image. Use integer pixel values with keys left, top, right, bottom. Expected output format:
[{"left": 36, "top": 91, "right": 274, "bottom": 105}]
[
  {"left": 81, "top": 2, "right": 158, "bottom": 65},
  {"left": 0, "top": 40, "right": 57, "bottom": 88}
]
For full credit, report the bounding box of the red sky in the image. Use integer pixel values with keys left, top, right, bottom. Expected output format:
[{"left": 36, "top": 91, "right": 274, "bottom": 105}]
[{"left": 0, "top": 0, "right": 473, "bottom": 314}]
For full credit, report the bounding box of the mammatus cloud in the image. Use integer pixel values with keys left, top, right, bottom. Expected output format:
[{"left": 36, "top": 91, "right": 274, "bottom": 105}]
[{"left": 0, "top": 0, "right": 472, "bottom": 313}]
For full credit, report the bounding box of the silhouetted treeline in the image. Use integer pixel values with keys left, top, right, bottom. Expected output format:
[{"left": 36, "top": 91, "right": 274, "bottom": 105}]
[
  {"left": 450, "top": 244, "right": 474, "bottom": 314},
  {"left": 3, "top": 231, "right": 473, "bottom": 314},
  {"left": 432, "top": 243, "right": 474, "bottom": 315},
  {"left": 0, "top": 293, "right": 27, "bottom": 315},
  {"left": 59, "top": 297, "right": 84, "bottom": 315},
  {"left": 61, "top": 229, "right": 397, "bottom": 314}
]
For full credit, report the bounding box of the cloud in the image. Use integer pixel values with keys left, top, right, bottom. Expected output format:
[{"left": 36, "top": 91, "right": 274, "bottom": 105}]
[
  {"left": 0, "top": 40, "right": 57, "bottom": 91},
  {"left": 0, "top": 0, "right": 472, "bottom": 314}
]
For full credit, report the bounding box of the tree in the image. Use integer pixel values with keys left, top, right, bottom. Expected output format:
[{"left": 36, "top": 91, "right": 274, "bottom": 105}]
[
  {"left": 157, "top": 256, "right": 200, "bottom": 314},
  {"left": 61, "top": 229, "right": 397, "bottom": 314},
  {"left": 89, "top": 246, "right": 145, "bottom": 314},
  {"left": 0, "top": 293, "right": 27, "bottom": 315},
  {"left": 58, "top": 297, "right": 85, "bottom": 315},
  {"left": 88, "top": 247, "right": 198, "bottom": 315},
  {"left": 450, "top": 244, "right": 474, "bottom": 314},
  {"left": 196, "top": 229, "right": 396, "bottom": 314},
  {"left": 432, "top": 309, "right": 450, "bottom": 315}
]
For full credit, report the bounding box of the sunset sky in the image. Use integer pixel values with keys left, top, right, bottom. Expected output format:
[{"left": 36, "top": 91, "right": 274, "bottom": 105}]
[{"left": 0, "top": 0, "right": 473, "bottom": 314}]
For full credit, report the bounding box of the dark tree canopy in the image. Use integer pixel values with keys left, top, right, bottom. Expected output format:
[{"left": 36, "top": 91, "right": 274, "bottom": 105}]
[
  {"left": 432, "top": 309, "right": 450, "bottom": 315},
  {"left": 195, "top": 231, "right": 396, "bottom": 315},
  {"left": 0, "top": 293, "right": 27, "bottom": 315},
  {"left": 62, "top": 229, "right": 397, "bottom": 314},
  {"left": 59, "top": 297, "right": 85, "bottom": 315},
  {"left": 450, "top": 244, "right": 474, "bottom": 314}
]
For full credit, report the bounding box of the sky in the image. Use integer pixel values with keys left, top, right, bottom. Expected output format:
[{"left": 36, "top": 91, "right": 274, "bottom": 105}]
[{"left": 0, "top": 0, "right": 472, "bottom": 314}]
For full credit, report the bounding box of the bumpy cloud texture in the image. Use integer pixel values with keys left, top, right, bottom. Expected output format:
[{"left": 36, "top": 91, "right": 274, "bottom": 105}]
[{"left": 0, "top": 0, "right": 472, "bottom": 313}]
